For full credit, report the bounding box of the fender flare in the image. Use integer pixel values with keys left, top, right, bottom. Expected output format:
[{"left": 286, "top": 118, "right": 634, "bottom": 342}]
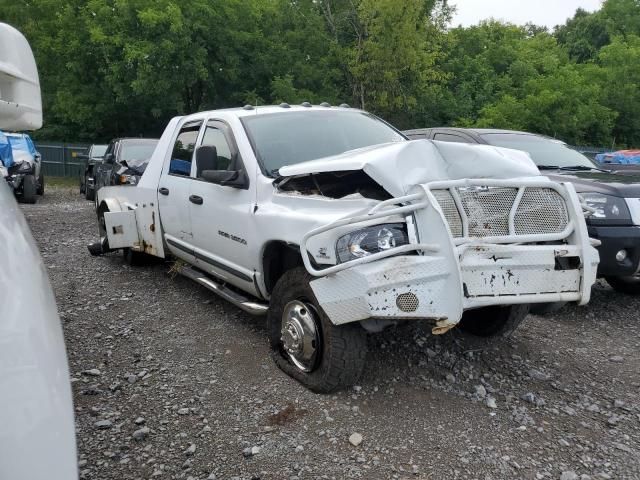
[{"left": 98, "top": 196, "right": 124, "bottom": 214}]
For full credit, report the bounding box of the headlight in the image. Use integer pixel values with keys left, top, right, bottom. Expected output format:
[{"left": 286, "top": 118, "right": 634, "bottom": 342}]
[
  {"left": 581, "top": 193, "right": 631, "bottom": 224},
  {"left": 119, "top": 174, "right": 137, "bottom": 185},
  {"left": 336, "top": 223, "right": 408, "bottom": 263}
]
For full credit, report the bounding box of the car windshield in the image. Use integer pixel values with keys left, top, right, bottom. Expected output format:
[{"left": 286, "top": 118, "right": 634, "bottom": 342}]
[
  {"left": 480, "top": 133, "right": 596, "bottom": 169},
  {"left": 120, "top": 140, "right": 158, "bottom": 167},
  {"left": 241, "top": 110, "right": 405, "bottom": 175},
  {"left": 91, "top": 145, "right": 107, "bottom": 157}
]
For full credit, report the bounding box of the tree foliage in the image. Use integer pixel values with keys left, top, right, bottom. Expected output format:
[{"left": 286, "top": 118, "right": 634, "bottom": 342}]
[{"left": 1, "top": 0, "right": 639, "bottom": 146}]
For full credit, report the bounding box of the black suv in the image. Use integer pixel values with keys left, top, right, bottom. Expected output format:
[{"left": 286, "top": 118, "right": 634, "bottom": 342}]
[
  {"left": 79, "top": 144, "right": 108, "bottom": 201},
  {"left": 94, "top": 138, "right": 159, "bottom": 194},
  {"left": 404, "top": 128, "right": 640, "bottom": 294}
]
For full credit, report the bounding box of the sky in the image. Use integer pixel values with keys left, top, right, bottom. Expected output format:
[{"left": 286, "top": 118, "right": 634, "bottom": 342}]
[{"left": 450, "top": 0, "right": 603, "bottom": 28}]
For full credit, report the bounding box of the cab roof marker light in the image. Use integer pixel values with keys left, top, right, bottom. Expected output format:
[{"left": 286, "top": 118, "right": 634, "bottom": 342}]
[
  {"left": 320, "top": 102, "right": 331, "bottom": 107},
  {"left": 339, "top": 103, "right": 351, "bottom": 108},
  {"left": 301, "top": 102, "right": 312, "bottom": 108},
  {"left": 243, "top": 104, "right": 254, "bottom": 110},
  {"left": 279, "top": 102, "right": 291, "bottom": 109}
]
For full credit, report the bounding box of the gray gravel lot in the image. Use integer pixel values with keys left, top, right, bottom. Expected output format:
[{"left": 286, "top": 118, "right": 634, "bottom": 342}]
[{"left": 22, "top": 187, "right": 640, "bottom": 479}]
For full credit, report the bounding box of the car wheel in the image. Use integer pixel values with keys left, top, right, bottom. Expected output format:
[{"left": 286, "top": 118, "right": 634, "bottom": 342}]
[
  {"left": 458, "top": 304, "right": 529, "bottom": 338},
  {"left": 85, "top": 186, "right": 95, "bottom": 201},
  {"left": 605, "top": 275, "right": 640, "bottom": 294},
  {"left": 37, "top": 173, "right": 44, "bottom": 195},
  {"left": 122, "top": 247, "right": 148, "bottom": 266},
  {"left": 20, "top": 174, "right": 37, "bottom": 204},
  {"left": 268, "top": 267, "right": 367, "bottom": 393}
]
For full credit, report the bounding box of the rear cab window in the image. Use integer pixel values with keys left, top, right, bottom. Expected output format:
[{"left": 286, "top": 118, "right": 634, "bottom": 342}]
[{"left": 169, "top": 122, "right": 203, "bottom": 177}]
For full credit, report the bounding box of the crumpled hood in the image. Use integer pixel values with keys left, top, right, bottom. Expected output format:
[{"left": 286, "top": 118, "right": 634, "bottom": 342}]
[{"left": 278, "top": 140, "right": 540, "bottom": 197}]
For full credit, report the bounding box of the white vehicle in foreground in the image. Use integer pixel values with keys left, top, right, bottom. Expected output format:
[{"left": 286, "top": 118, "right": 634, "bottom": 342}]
[
  {"left": 92, "top": 104, "right": 599, "bottom": 392},
  {"left": 0, "top": 23, "right": 77, "bottom": 479}
]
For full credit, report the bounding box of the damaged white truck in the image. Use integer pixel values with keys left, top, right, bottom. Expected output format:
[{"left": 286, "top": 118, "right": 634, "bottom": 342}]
[{"left": 90, "top": 105, "right": 599, "bottom": 392}]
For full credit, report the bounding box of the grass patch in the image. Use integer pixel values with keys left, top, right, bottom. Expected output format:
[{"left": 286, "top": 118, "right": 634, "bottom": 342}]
[{"left": 46, "top": 176, "right": 78, "bottom": 188}]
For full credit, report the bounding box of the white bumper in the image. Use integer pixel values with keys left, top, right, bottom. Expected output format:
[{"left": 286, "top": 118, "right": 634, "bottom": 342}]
[
  {"left": 310, "top": 242, "right": 598, "bottom": 331},
  {"left": 305, "top": 178, "right": 599, "bottom": 331}
]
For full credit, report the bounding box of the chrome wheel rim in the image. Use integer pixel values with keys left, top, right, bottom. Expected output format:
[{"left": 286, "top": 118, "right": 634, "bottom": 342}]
[{"left": 281, "top": 300, "right": 320, "bottom": 372}]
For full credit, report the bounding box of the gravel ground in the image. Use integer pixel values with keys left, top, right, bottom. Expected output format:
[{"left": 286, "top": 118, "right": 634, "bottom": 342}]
[{"left": 22, "top": 187, "right": 640, "bottom": 480}]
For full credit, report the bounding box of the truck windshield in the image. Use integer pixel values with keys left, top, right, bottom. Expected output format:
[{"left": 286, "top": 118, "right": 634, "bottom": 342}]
[
  {"left": 241, "top": 110, "right": 405, "bottom": 175},
  {"left": 480, "top": 133, "right": 596, "bottom": 169}
]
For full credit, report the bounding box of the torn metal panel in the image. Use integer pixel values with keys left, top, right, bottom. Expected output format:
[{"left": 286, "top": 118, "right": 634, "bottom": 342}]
[{"left": 276, "top": 170, "right": 392, "bottom": 200}]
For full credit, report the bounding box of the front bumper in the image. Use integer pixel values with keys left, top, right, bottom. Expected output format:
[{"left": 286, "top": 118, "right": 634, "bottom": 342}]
[
  {"left": 304, "top": 179, "right": 599, "bottom": 331},
  {"left": 310, "top": 243, "right": 597, "bottom": 331},
  {"left": 588, "top": 225, "right": 640, "bottom": 276}
]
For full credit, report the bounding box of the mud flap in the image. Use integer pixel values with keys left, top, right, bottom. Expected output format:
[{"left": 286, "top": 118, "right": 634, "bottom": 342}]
[{"left": 104, "top": 210, "right": 139, "bottom": 249}]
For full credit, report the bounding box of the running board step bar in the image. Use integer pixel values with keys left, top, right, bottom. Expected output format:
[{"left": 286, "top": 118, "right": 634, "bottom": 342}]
[{"left": 179, "top": 265, "right": 269, "bottom": 316}]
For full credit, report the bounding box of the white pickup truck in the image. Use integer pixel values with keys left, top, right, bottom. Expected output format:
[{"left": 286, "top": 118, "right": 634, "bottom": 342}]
[{"left": 92, "top": 104, "right": 599, "bottom": 392}]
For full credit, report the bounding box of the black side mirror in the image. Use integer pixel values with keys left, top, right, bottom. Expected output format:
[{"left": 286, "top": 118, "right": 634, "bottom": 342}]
[
  {"left": 104, "top": 153, "right": 114, "bottom": 164},
  {"left": 196, "top": 144, "right": 249, "bottom": 189},
  {"left": 196, "top": 145, "right": 218, "bottom": 177}
]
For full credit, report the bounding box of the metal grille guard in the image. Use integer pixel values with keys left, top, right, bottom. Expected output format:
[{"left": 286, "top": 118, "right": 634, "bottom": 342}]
[{"left": 300, "top": 178, "right": 586, "bottom": 278}]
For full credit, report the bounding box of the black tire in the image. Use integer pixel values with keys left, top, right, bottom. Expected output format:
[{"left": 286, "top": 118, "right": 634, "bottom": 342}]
[
  {"left": 122, "top": 247, "right": 148, "bottom": 266},
  {"left": 85, "top": 185, "right": 95, "bottom": 201},
  {"left": 21, "top": 174, "right": 37, "bottom": 204},
  {"left": 605, "top": 275, "right": 640, "bottom": 295},
  {"left": 530, "top": 301, "right": 567, "bottom": 315},
  {"left": 458, "top": 304, "right": 529, "bottom": 338},
  {"left": 37, "top": 173, "right": 44, "bottom": 195},
  {"left": 268, "top": 267, "right": 367, "bottom": 393}
]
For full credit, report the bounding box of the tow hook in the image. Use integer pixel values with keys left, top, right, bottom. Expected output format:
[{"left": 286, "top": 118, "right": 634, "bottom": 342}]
[{"left": 87, "top": 236, "right": 110, "bottom": 256}]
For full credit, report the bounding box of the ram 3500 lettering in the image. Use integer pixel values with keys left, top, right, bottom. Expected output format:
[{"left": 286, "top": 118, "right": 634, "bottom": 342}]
[{"left": 90, "top": 105, "right": 599, "bottom": 392}]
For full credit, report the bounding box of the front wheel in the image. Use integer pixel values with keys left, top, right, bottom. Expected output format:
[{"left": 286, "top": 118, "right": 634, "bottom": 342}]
[
  {"left": 458, "top": 304, "right": 529, "bottom": 338},
  {"left": 605, "top": 275, "right": 640, "bottom": 295},
  {"left": 20, "top": 174, "right": 37, "bottom": 204},
  {"left": 268, "top": 267, "right": 367, "bottom": 393}
]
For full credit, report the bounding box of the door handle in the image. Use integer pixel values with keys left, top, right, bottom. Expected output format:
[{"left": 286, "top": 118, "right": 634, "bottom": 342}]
[
  {"left": 189, "top": 195, "right": 203, "bottom": 205},
  {"left": 158, "top": 187, "right": 169, "bottom": 196}
]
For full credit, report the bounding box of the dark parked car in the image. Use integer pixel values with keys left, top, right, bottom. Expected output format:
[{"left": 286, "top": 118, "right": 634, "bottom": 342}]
[
  {"left": 78, "top": 144, "right": 107, "bottom": 201},
  {"left": 94, "top": 138, "right": 158, "bottom": 194},
  {"left": 404, "top": 127, "right": 640, "bottom": 294}
]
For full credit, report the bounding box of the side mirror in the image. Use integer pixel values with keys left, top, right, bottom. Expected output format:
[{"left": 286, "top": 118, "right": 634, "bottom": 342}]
[
  {"left": 196, "top": 145, "right": 218, "bottom": 177},
  {"left": 104, "top": 153, "right": 114, "bottom": 164}
]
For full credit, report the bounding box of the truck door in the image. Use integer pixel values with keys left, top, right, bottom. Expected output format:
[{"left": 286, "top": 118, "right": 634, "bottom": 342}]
[
  {"left": 158, "top": 121, "right": 202, "bottom": 262},
  {"left": 188, "top": 120, "right": 256, "bottom": 292}
]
